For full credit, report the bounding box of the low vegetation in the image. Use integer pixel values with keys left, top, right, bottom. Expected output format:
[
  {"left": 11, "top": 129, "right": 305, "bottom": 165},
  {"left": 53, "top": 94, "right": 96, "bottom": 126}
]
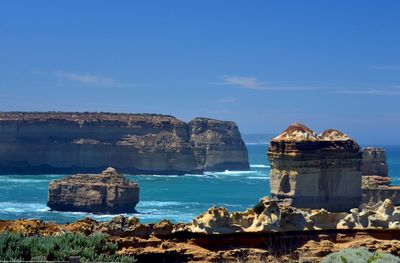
[
  {"left": 322, "top": 247, "right": 400, "bottom": 263},
  {"left": 0, "top": 231, "right": 135, "bottom": 262}
]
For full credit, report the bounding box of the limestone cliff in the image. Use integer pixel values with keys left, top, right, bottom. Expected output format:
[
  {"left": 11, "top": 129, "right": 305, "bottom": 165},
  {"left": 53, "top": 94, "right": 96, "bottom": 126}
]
[
  {"left": 360, "top": 147, "right": 400, "bottom": 208},
  {"left": 189, "top": 118, "right": 249, "bottom": 171},
  {"left": 47, "top": 167, "right": 139, "bottom": 213},
  {"left": 361, "top": 147, "right": 390, "bottom": 188},
  {"left": 268, "top": 123, "right": 362, "bottom": 211},
  {"left": 0, "top": 112, "right": 249, "bottom": 174}
]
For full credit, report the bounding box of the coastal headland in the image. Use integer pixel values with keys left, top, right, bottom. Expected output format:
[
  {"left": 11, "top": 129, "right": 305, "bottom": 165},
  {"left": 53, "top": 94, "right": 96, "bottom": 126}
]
[{"left": 0, "top": 112, "right": 249, "bottom": 175}]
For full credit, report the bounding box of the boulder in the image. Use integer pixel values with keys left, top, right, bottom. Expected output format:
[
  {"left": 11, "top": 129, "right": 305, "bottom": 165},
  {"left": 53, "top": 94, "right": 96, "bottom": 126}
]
[
  {"left": 267, "top": 123, "right": 362, "bottom": 212},
  {"left": 47, "top": 167, "right": 139, "bottom": 213}
]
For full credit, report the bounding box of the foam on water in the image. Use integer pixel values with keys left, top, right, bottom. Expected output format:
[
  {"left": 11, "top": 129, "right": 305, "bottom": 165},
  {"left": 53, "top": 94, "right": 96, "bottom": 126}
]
[
  {"left": 248, "top": 176, "right": 269, "bottom": 180},
  {"left": 207, "top": 170, "right": 256, "bottom": 176},
  {"left": 0, "top": 178, "right": 49, "bottom": 183},
  {"left": 0, "top": 144, "right": 396, "bottom": 224},
  {"left": 250, "top": 164, "right": 270, "bottom": 168},
  {"left": 0, "top": 202, "right": 49, "bottom": 213},
  {"left": 137, "top": 201, "right": 200, "bottom": 207}
]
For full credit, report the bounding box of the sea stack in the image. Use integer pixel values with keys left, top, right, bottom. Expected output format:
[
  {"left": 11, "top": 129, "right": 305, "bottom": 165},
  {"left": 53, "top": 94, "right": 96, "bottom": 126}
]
[
  {"left": 361, "top": 147, "right": 390, "bottom": 188},
  {"left": 267, "top": 123, "right": 362, "bottom": 211},
  {"left": 47, "top": 167, "right": 139, "bottom": 213},
  {"left": 0, "top": 112, "right": 249, "bottom": 174}
]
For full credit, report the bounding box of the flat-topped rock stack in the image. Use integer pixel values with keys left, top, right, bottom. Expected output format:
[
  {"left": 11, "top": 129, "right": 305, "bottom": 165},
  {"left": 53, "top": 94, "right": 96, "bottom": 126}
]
[
  {"left": 361, "top": 147, "right": 390, "bottom": 188},
  {"left": 47, "top": 167, "right": 139, "bottom": 213},
  {"left": 267, "top": 123, "right": 362, "bottom": 211},
  {"left": 360, "top": 147, "right": 400, "bottom": 208},
  {"left": 0, "top": 112, "right": 249, "bottom": 174}
]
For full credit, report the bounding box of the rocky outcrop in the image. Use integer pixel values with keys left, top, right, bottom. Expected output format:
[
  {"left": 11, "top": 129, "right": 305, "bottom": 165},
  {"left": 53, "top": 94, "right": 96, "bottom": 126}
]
[
  {"left": 4, "top": 201, "right": 400, "bottom": 262},
  {"left": 190, "top": 197, "right": 400, "bottom": 234},
  {"left": 47, "top": 167, "right": 139, "bottom": 213},
  {"left": 359, "top": 147, "right": 400, "bottom": 208},
  {"left": 189, "top": 118, "right": 249, "bottom": 171},
  {"left": 267, "top": 123, "right": 362, "bottom": 212},
  {"left": 361, "top": 147, "right": 390, "bottom": 188},
  {"left": 0, "top": 112, "right": 249, "bottom": 174}
]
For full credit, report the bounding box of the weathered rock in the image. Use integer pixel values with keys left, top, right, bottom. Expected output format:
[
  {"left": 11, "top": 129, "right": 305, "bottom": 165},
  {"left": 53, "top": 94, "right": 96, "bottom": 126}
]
[
  {"left": 0, "top": 112, "right": 249, "bottom": 174},
  {"left": 189, "top": 118, "right": 249, "bottom": 171},
  {"left": 362, "top": 147, "right": 389, "bottom": 188},
  {"left": 361, "top": 186, "right": 400, "bottom": 208},
  {"left": 47, "top": 167, "right": 139, "bottom": 213},
  {"left": 267, "top": 123, "right": 362, "bottom": 211},
  {"left": 359, "top": 147, "right": 400, "bottom": 208},
  {"left": 4, "top": 202, "right": 400, "bottom": 262},
  {"left": 190, "top": 197, "right": 400, "bottom": 234}
]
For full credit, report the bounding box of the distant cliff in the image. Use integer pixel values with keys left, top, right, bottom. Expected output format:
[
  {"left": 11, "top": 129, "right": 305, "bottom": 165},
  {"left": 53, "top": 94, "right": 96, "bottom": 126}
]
[{"left": 0, "top": 112, "right": 249, "bottom": 174}]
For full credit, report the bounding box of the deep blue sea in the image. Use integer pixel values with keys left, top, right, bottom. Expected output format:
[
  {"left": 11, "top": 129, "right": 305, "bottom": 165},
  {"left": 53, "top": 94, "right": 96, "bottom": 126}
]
[{"left": 0, "top": 144, "right": 399, "bottom": 224}]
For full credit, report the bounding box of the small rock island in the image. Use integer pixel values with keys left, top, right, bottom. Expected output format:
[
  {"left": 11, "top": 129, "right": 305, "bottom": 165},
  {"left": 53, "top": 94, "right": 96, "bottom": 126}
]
[{"left": 47, "top": 167, "right": 139, "bottom": 214}]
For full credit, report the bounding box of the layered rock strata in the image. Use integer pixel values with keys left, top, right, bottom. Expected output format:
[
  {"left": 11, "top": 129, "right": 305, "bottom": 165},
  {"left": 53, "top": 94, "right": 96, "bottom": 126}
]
[
  {"left": 47, "top": 167, "right": 139, "bottom": 213},
  {"left": 0, "top": 112, "right": 249, "bottom": 174},
  {"left": 191, "top": 197, "right": 400, "bottom": 233},
  {"left": 3, "top": 199, "right": 400, "bottom": 262},
  {"left": 361, "top": 147, "right": 390, "bottom": 188},
  {"left": 360, "top": 147, "right": 400, "bottom": 208},
  {"left": 267, "top": 123, "right": 362, "bottom": 211}
]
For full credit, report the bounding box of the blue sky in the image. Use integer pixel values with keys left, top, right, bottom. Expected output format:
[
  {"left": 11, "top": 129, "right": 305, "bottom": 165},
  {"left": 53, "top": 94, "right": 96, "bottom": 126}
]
[{"left": 0, "top": 1, "right": 399, "bottom": 144}]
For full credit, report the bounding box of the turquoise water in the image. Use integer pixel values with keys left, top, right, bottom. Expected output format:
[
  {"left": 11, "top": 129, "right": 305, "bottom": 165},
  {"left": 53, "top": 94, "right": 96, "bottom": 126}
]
[{"left": 0, "top": 145, "right": 399, "bottom": 224}]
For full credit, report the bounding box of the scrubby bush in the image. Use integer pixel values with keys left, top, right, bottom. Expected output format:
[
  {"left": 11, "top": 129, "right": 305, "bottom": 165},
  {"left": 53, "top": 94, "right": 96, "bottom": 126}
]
[
  {"left": 0, "top": 232, "right": 135, "bottom": 262},
  {"left": 322, "top": 247, "right": 400, "bottom": 263}
]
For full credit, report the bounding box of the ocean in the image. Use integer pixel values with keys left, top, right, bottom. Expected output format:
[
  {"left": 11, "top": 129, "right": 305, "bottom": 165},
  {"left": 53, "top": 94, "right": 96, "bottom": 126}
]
[{"left": 0, "top": 144, "right": 399, "bottom": 224}]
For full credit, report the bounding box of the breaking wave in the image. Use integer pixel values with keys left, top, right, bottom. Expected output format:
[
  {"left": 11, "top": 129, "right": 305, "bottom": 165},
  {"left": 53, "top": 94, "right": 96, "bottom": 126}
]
[
  {"left": 250, "top": 164, "right": 270, "bottom": 168},
  {"left": 0, "top": 202, "right": 49, "bottom": 213}
]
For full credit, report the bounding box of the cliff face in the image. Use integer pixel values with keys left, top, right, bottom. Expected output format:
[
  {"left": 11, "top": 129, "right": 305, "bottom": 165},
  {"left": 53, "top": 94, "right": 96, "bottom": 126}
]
[
  {"left": 361, "top": 147, "right": 390, "bottom": 188},
  {"left": 47, "top": 167, "right": 139, "bottom": 213},
  {"left": 360, "top": 147, "right": 400, "bottom": 208},
  {"left": 267, "top": 123, "right": 362, "bottom": 211},
  {"left": 0, "top": 112, "right": 249, "bottom": 174},
  {"left": 189, "top": 118, "right": 249, "bottom": 171}
]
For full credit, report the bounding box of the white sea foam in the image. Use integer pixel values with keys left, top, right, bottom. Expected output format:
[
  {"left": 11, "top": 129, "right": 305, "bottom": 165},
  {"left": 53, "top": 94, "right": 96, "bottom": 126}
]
[
  {"left": 151, "top": 175, "right": 180, "bottom": 178},
  {"left": 247, "top": 176, "right": 269, "bottom": 180},
  {"left": 184, "top": 174, "right": 215, "bottom": 178},
  {"left": 207, "top": 170, "right": 256, "bottom": 176},
  {"left": 137, "top": 201, "right": 200, "bottom": 208},
  {"left": 0, "top": 178, "right": 49, "bottom": 183},
  {"left": 0, "top": 202, "right": 49, "bottom": 213},
  {"left": 250, "top": 164, "right": 270, "bottom": 168}
]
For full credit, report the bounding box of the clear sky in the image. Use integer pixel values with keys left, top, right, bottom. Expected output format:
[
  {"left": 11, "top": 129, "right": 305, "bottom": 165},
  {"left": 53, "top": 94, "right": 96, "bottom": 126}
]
[{"left": 0, "top": 1, "right": 399, "bottom": 144}]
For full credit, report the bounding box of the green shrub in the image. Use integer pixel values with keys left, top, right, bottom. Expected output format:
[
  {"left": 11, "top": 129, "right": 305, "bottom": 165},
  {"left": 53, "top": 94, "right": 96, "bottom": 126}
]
[
  {"left": 0, "top": 231, "right": 135, "bottom": 262},
  {"left": 322, "top": 247, "right": 400, "bottom": 263}
]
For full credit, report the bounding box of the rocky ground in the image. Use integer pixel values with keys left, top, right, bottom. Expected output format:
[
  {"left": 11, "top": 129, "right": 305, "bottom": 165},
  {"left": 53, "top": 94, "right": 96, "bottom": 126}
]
[{"left": 3, "top": 198, "right": 400, "bottom": 262}]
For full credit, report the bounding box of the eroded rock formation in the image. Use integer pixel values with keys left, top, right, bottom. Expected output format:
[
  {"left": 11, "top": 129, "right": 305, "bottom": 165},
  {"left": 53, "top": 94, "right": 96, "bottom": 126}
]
[
  {"left": 190, "top": 197, "right": 400, "bottom": 233},
  {"left": 268, "top": 123, "right": 362, "bottom": 211},
  {"left": 0, "top": 112, "right": 249, "bottom": 174},
  {"left": 3, "top": 199, "right": 400, "bottom": 262},
  {"left": 361, "top": 147, "right": 390, "bottom": 188},
  {"left": 360, "top": 147, "right": 400, "bottom": 208},
  {"left": 47, "top": 167, "right": 139, "bottom": 213}
]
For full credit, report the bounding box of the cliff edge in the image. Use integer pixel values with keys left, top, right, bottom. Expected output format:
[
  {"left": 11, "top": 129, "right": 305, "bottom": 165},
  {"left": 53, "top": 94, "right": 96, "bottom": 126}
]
[{"left": 0, "top": 112, "right": 249, "bottom": 174}]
